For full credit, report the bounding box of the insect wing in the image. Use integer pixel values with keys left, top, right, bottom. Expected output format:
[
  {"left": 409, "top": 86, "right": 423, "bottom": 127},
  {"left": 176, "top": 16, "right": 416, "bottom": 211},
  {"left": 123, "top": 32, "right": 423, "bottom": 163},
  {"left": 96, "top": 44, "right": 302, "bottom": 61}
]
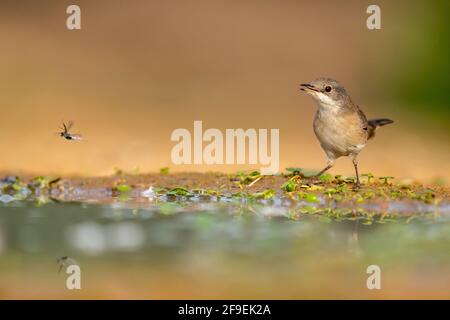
[
  {"left": 70, "top": 134, "right": 83, "bottom": 141},
  {"left": 66, "top": 121, "right": 74, "bottom": 131}
]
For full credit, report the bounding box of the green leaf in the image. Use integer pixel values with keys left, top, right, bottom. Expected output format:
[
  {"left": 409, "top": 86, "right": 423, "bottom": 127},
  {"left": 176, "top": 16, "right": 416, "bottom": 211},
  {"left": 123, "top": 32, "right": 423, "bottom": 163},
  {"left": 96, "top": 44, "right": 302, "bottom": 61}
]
[
  {"left": 159, "top": 167, "right": 170, "bottom": 175},
  {"left": 318, "top": 173, "right": 333, "bottom": 183},
  {"left": 115, "top": 184, "right": 132, "bottom": 193},
  {"left": 167, "top": 187, "right": 192, "bottom": 196},
  {"left": 379, "top": 176, "right": 395, "bottom": 184},
  {"left": 305, "top": 193, "right": 319, "bottom": 203},
  {"left": 252, "top": 189, "right": 275, "bottom": 199},
  {"left": 286, "top": 167, "right": 303, "bottom": 175},
  {"left": 361, "top": 173, "right": 374, "bottom": 183},
  {"left": 281, "top": 180, "right": 297, "bottom": 192}
]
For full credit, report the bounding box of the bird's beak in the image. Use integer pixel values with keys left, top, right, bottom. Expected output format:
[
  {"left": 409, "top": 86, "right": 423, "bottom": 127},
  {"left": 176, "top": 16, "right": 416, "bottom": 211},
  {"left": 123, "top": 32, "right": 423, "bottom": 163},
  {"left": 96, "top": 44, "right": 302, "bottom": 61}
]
[{"left": 300, "top": 83, "right": 320, "bottom": 94}]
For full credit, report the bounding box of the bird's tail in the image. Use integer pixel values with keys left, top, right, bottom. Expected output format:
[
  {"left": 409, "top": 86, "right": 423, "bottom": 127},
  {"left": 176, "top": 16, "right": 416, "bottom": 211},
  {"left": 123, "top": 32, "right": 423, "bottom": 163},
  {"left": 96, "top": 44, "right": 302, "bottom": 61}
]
[{"left": 367, "top": 118, "right": 394, "bottom": 139}]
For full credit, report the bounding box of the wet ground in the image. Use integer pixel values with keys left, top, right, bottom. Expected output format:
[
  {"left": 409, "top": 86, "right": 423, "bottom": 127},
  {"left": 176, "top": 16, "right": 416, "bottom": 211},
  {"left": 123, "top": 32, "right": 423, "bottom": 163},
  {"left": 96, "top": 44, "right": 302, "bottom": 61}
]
[{"left": 0, "top": 172, "right": 449, "bottom": 299}]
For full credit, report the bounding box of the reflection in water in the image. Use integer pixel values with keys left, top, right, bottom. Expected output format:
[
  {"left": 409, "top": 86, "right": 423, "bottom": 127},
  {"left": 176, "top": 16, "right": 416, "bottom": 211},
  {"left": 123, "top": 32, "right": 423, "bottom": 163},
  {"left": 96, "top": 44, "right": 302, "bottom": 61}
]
[
  {"left": 66, "top": 222, "right": 146, "bottom": 254},
  {"left": 66, "top": 222, "right": 107, "bottom": 255},
  {"left": 56, "top": 256, "right": 79, "bottom": 273},
  {"left": 0, "top": 201, "right": 449, "bottom": 298},
  {"left": 348, "top": 220, "right": 362, "bottom": 256}
]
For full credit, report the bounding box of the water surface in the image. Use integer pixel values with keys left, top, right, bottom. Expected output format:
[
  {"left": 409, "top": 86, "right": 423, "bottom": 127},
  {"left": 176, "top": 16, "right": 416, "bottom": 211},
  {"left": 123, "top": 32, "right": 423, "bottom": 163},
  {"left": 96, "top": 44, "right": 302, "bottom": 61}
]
[{"left": 0, "top": 199, "right": 449, "bottom": 299}]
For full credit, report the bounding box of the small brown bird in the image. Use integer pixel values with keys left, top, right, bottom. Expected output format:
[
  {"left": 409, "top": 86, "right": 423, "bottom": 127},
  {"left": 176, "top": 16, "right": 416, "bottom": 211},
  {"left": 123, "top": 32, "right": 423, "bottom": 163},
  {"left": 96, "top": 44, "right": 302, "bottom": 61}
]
[{"left": 300, "top": 78, "right": 393, "bottom": 187}]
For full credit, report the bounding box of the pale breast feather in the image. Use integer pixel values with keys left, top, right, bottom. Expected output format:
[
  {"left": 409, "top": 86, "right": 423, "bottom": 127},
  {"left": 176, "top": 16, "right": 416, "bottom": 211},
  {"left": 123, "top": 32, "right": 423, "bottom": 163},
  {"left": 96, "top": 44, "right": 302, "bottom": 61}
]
[{"left": 314, "top": 109, "right": 368, "bottom": 157}]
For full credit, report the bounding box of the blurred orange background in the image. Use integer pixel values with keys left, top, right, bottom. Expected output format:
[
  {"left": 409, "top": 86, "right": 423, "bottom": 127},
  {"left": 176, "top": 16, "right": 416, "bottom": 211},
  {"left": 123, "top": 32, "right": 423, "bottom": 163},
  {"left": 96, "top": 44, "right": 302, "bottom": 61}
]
[{"left": 0, "top": 0, "right": 448, "bottom": 182}]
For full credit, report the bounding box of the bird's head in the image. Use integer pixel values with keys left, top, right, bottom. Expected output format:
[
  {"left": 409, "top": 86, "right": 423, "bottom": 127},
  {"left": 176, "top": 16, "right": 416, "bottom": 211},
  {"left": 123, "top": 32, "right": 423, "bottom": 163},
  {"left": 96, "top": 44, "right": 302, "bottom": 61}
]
[{"left": 300, "top": 78, "right": 350, "bottom": 110}]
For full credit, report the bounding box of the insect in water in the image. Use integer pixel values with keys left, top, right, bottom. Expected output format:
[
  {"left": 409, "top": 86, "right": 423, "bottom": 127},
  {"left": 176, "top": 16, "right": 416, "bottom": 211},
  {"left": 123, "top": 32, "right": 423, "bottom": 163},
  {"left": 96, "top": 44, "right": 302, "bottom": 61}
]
[
  {"left": 57, "top": 121, "right": 84, "bottom": 141},
  {"left": 56, "top": 256, "right": 79, "bottom": 273}
]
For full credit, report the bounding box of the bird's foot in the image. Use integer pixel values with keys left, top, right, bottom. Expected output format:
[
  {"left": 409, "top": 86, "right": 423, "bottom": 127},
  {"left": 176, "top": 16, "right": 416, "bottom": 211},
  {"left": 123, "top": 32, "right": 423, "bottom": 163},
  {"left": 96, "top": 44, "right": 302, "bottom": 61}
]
[
  {"left": 306, "top": 175, "right": 324, "bottom": 185},
  {"left": 352, "top": 181, "right": 362, "bottom": 191}
]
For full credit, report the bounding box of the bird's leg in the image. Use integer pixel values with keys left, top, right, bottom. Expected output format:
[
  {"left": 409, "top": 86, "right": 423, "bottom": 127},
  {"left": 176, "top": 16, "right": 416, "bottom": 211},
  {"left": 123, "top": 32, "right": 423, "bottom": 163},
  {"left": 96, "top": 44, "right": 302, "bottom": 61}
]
[
  {"left": 352, "top": 156, "right": 361, "bottom": 188},
  {"left": 316, "top": 164, "right": 332, "bottom": 177}
]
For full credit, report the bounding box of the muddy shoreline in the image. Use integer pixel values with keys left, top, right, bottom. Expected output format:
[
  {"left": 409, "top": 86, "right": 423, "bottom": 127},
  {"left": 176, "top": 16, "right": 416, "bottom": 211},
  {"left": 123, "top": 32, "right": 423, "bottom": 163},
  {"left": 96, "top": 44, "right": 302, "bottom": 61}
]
[{"left": 1, "top": 172, "right": 448, "bottom": 217}]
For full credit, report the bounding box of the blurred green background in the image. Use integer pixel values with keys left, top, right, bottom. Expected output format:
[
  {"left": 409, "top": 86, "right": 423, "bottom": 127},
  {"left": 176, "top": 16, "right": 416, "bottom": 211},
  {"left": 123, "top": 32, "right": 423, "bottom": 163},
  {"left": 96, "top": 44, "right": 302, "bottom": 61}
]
[{"left": 364, "top": 0, "right": 449, "bottom": 131}]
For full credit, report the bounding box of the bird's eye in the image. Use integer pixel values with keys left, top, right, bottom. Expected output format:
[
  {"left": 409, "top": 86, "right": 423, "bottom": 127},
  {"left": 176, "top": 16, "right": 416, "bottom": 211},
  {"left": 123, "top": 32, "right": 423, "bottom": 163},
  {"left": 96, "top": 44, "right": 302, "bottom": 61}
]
[{"left": 324, "top": 86, "right": 332, "bottom": 92}]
